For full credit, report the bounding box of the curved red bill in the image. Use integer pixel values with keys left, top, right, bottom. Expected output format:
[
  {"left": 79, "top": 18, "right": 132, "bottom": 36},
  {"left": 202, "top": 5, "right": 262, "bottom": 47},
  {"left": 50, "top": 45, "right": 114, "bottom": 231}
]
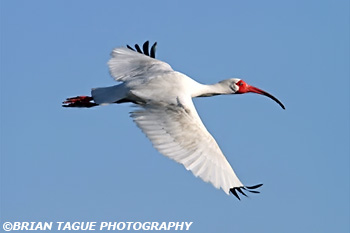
[{"left": 247, "top": 86, "right": 285, "bottom": 109}]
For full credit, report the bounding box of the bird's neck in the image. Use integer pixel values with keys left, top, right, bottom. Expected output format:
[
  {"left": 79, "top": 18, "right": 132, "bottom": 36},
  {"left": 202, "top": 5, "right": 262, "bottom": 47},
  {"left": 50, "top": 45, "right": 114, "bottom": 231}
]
[{"left": 192, "top": 82, "right": 232, "bottom": 98}]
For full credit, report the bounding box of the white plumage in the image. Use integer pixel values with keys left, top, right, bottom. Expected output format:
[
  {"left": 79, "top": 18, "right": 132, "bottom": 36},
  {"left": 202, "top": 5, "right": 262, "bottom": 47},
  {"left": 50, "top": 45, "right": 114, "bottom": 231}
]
[
  {"left": 131, "top": 102, "right": 243, "bottom": 194},
  {"left": 64, "top": 41, "right": 284, "bottom": 199},
  {"left": 102, "top": 47, "right": 242, "bottom": 194}
]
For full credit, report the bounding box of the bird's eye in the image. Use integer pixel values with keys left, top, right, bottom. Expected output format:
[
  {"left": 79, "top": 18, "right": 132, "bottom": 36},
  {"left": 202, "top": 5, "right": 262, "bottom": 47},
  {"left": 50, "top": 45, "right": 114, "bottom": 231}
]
[{"left": 238, "top": 82, "right": 243, "bottom": 86}]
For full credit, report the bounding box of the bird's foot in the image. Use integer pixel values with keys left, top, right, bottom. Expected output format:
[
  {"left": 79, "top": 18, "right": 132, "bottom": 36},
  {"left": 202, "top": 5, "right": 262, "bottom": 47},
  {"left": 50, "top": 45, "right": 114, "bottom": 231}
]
[{"left": 62, "top": 96, "right": 97, "bottom": 108}]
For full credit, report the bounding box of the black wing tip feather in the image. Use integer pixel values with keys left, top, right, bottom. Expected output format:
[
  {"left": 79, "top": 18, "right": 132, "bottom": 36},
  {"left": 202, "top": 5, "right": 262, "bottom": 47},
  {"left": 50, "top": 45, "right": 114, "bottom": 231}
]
[
  {"left": 230, "top": 183, "right": 263, "bottom": 200},
  {"left": 126, "top": 41, "right": 157, "bottom": 58}
]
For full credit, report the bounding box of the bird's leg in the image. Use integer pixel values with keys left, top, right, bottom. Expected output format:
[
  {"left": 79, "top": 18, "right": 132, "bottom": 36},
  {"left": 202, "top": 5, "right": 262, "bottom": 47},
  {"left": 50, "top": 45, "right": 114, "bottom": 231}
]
[{"left": 62, "top": 96, "right": 98, "bottom": 108}]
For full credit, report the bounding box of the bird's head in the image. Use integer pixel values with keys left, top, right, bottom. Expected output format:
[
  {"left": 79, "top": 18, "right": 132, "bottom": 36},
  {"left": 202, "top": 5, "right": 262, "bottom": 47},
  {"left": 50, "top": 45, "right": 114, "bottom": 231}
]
[{"left": 223, "top": 78, "right": 285, "bottom": 109}]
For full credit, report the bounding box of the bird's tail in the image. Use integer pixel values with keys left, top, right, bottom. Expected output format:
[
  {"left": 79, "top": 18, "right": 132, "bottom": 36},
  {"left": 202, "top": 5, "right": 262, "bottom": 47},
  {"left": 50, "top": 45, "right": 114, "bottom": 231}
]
[
  {"left": 63, "top": 84, "right": 128, "bottom": 108},
  {"left": 91, "top": 84, "right": 128, "bottom": 105}
]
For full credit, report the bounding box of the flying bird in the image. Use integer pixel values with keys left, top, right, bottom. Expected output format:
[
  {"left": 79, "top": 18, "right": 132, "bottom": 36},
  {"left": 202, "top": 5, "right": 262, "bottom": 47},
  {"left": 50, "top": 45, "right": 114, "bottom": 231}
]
[{"left": 63, "top": 41, "right": 285, "bottom": 200}]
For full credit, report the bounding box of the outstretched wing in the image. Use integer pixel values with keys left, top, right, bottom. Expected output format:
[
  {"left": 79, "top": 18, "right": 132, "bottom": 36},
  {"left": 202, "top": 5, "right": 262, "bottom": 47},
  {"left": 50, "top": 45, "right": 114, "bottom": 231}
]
[
  {"left": 130, "top": 98, "right": 245, "bottom": 195},
  {"left": 108, "top": 42, "right": 173, "bottom": 82}
]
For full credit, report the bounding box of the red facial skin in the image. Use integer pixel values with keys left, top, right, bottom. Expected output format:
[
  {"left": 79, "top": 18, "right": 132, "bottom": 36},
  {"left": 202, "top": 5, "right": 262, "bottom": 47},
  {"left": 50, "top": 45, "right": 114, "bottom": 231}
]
[
  {"left": 236, "top": 80, "right": 285, "bottom": 109},
  {"left": 235, "top": 80, "right": 250, "bottom": 94}
]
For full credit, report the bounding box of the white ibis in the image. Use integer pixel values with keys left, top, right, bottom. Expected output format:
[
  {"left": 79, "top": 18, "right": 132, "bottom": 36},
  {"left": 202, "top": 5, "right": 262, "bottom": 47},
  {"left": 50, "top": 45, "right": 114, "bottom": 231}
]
[{"left": 63, "top": 41, "right": 285, "bottom": 200}]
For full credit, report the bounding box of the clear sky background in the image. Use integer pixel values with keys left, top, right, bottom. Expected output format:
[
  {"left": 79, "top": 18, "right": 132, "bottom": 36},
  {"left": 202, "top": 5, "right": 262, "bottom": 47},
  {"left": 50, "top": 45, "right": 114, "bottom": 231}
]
[{"left": 1, "top": 1, "right": 349, "bottom": 232}]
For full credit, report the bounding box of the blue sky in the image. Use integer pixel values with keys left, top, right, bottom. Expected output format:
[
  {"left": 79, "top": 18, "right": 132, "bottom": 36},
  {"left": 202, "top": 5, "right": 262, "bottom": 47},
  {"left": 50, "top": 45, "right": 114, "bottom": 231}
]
[{"left": 1, "top": 0, "right": 349, "bottom": 232}]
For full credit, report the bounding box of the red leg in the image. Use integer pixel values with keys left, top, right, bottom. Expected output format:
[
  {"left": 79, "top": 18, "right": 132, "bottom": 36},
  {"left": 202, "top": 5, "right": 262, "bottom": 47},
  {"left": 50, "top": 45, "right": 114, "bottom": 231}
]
[{"left": 62, "top": 96, "right": 98, "bottom": 108}]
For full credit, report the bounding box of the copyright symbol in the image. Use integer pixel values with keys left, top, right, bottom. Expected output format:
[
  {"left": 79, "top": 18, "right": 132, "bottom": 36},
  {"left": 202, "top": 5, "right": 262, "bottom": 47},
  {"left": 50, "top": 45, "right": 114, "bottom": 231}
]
[{"left": 3, "top": 222, "right": 13, "bottom": 231}]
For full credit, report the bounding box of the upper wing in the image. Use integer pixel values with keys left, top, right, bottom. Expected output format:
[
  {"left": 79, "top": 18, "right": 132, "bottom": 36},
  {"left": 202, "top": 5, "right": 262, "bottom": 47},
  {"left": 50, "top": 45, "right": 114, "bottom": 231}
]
[
  {"left": 108, "top": 42, "right": 173, "bottom": 82},
  {"left": 130, "top": 98, "right": 244, "bottom": 195}
]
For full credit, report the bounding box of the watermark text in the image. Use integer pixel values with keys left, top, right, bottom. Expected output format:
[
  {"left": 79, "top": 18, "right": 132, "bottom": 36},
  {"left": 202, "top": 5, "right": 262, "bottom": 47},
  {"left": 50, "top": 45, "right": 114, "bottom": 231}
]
[{"left": 2, "top": 221, "right": 193, "bottom": 231}]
